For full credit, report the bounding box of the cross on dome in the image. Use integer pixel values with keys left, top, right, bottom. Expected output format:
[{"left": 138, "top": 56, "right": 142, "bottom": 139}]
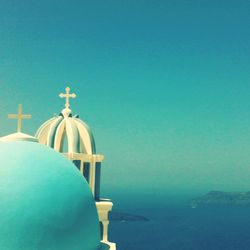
[
  {"left": 8, "top": 104, "right": 32, "bottom": 132},
  {"left": 59, "top": 87, "right": 76, "bottom": 109}
]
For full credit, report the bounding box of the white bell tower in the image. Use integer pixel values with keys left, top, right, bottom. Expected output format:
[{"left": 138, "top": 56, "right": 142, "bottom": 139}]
[{"left": 35, "top": 87, "right": 116, "bottom": 249}]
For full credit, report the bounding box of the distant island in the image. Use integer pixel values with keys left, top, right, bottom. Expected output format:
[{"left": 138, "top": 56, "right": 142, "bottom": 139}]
[
  {"left": 191, "top": 191, "right": 250, "bottom": 207},
  {"left": 110, "top": 212, "right": 149, "bottom": 222}
]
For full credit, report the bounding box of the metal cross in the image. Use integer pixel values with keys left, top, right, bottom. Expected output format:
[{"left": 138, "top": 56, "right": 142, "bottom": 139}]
[
  {"left": 59, "top": 87, "right": 76, "bottom": 109},
  {"left": 8, "top": 104, "right": 32, "bottom": 132}
]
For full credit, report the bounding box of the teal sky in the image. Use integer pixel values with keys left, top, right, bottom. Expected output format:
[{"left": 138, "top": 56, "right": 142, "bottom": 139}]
[{"left": 0, "top": 0, "right": 250, "bottom": 195}]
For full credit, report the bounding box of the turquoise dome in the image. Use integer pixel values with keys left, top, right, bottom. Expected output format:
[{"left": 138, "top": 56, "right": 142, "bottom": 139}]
[{"left": 0, "top": 141, "right": 100, "bottom": 250}]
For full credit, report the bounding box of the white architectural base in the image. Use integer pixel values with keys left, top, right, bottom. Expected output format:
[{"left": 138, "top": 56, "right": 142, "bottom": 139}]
[
  {"left": 96, "top": 200, "right": 116, "bottom": 250},
  {"left": 101, "top": 241, "right": 116, "bottom": 250}
]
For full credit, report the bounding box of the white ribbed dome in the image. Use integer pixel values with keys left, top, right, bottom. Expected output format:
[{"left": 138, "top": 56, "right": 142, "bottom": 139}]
[{"left": 35, "top": 107, "right": 96, "bottom": 154}]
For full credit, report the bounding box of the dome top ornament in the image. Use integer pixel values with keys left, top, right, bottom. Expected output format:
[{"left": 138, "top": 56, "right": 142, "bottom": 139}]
[
  {"left": 59, "top": 87, "right": 76, "bottom": 109},
  {"left": 1, "top": 104, "right": 37, "bottom": 142},
  {"left": 8, "top": 104, "right": 32, "bottom": 133}
]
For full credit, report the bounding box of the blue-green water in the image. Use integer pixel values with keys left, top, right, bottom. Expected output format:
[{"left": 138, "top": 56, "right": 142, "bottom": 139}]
[{"left": 109, "top": 194, "right": 250, "bottom": 250}]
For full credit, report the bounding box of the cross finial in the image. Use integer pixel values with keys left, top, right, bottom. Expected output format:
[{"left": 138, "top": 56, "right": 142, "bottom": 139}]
[
  {"left": 8, "top": 104, "right": 32, "bottom": 132},
  {"left": 59, "top": 87, "right": 76, "bottom": 109}
]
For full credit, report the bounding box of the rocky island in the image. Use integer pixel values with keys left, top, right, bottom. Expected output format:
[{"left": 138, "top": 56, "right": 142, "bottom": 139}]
[
  {"left": 110, "top": 212, "right": 149, "bottom": 222},
  {"left": 191, "top": 191, "right": 250, "bottom": 207}
]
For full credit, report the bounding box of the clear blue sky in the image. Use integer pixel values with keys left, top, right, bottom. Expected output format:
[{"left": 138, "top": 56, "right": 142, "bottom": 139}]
[{"left": 0, "top": 0, "right": 250, "bottom": 195}]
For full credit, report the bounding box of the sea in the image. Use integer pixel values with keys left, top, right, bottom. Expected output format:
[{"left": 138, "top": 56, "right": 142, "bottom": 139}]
[{"left": 108, "top": 192, "right": 250, "bottom": 250}]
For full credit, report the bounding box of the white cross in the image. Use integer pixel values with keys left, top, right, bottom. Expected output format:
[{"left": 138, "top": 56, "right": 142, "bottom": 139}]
[
  {"left": 59, "top": 87, "right": 76, "bottom": 109},
  {"left": 8, "top": 104, "right": 32, "bottom": 132}
]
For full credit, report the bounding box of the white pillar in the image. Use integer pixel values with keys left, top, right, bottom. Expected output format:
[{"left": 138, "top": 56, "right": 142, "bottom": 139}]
[
  {"left": 102, "top": 220, "right": 109, "bottom": 242},
  {"left": 89, "top": 158, "right": 96, "bottom": 196},
  {"left": 96, "top": 201, "right": 113, "bottom": 244},
  {"left": 80, "top": 160, "right": 84, "bottom": 175}
]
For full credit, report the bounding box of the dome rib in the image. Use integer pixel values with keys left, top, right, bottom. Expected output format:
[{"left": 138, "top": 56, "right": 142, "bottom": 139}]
[
  {"left": 46, "top": 116, "right": 64, "bottom": 148},
  {"left": 65, "top": 118, "right": 80, "bottom": 154},
  {"left": 35, "top": 117, "right": 57, "bottom": 144},
  {"left": 53, "top": 119, "right": 66, "bottom": 152},
  {"left": 75, "top": 118, "right": 96, "bottom": 154}
]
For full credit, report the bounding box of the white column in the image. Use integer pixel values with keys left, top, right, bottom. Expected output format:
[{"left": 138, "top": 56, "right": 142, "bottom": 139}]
[
  {"left": 89, "top": 157, "right": 96, "bottom": 196},
  {"left": 102, "top": 220, "right": 109, "bottom": 242},
  {"left": 96, "top": 201, "right": 113, "bottom": 244},
  {"left": 80, "top": 160, "right": 84, "bottom": 175}
]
